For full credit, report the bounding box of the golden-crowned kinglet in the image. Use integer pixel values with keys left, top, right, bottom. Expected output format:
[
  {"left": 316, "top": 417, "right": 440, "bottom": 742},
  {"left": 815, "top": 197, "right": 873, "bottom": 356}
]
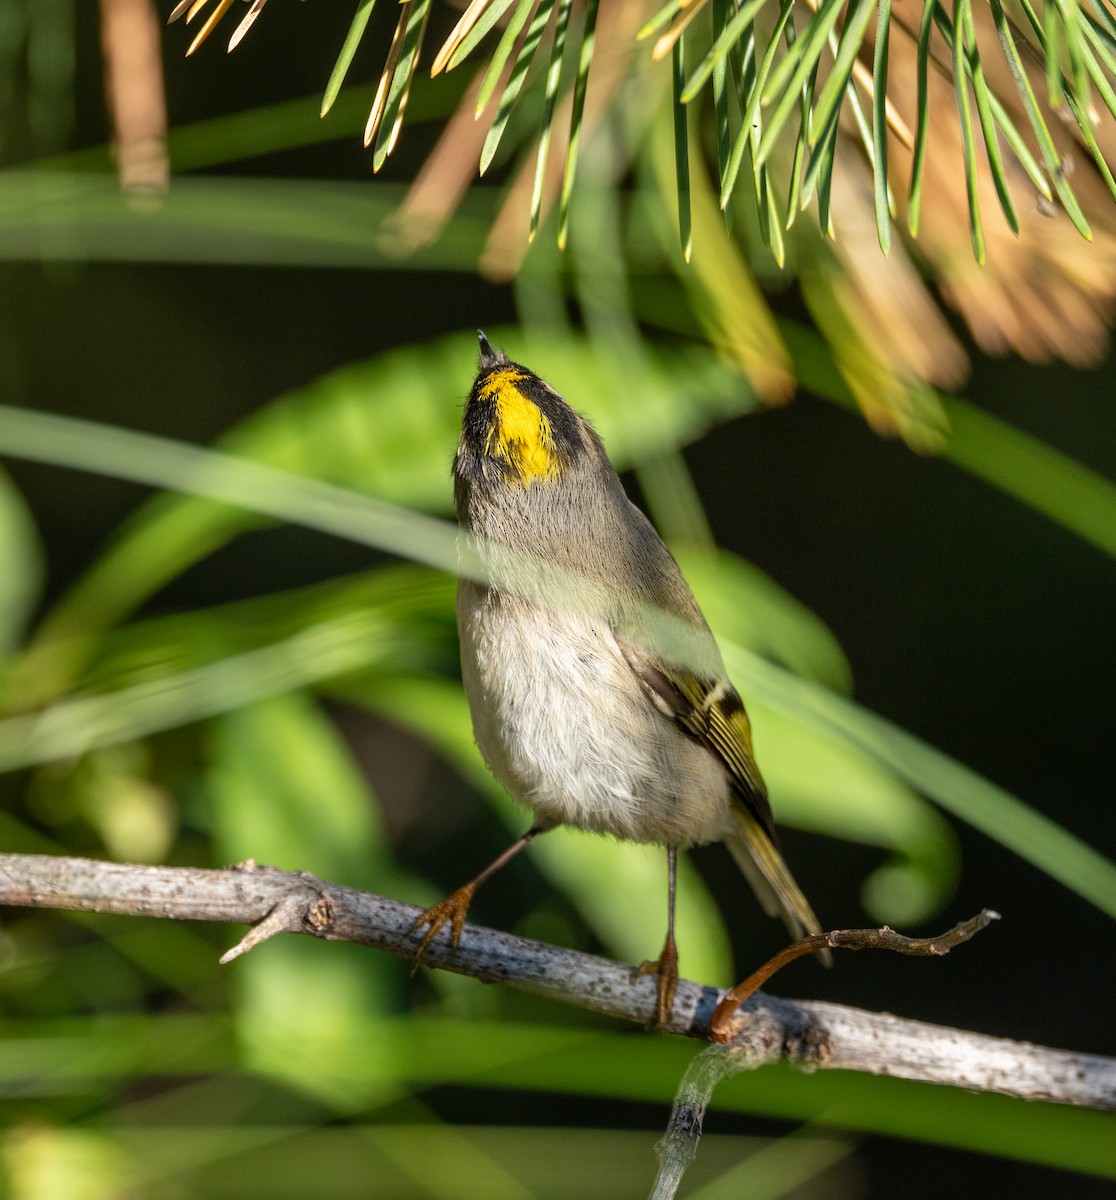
[{"left": 411, "top": 332, "right": 824, "bottom": 1028}]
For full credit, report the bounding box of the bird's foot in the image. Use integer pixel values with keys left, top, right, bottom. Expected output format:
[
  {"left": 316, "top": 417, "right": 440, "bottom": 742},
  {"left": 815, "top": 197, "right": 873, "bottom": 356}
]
[
  {"left": 408, "top": 883, "right": 476, "bottom": 974},
  {"left": 635, "top": 937, "right": 679, "bottom": 1031}
]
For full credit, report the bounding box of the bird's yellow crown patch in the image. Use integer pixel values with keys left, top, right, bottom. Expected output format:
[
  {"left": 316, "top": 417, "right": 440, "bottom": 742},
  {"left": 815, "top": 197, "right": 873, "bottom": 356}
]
[{"left": 479, "top": 367, "right": 563, "bottom": 486}]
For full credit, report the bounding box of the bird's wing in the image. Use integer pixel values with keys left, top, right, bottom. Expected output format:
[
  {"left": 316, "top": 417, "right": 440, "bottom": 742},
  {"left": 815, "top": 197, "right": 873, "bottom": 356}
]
[
  {"left": 615, "top": 632, "right": 827, "bottom": 953},
  {"left": 613, "top": 633, "right": 777, "bottom": 843}
]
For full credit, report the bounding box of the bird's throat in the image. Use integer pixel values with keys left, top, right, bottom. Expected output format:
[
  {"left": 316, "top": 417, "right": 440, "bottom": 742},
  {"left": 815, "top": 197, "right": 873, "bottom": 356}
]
[{"left": 479, "top": 368, "right": 563, "bottom": 487}]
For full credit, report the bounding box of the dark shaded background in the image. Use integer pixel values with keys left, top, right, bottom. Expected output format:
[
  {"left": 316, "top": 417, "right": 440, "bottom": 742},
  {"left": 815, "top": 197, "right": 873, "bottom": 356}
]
[{"left": 3, "top": 4, "right": 1114, "bottom": 1197}]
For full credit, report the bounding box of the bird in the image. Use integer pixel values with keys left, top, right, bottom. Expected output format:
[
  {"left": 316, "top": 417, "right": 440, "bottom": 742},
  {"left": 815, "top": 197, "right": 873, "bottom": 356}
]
[{"left": 409, "top": 331, "right": 824, "bottom": 1028}]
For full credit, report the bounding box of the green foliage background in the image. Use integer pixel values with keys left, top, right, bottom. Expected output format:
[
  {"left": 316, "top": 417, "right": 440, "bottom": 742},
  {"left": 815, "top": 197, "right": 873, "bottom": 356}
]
[{"left": 0, "top": 4, "right": 1114, "bottom": 1199}]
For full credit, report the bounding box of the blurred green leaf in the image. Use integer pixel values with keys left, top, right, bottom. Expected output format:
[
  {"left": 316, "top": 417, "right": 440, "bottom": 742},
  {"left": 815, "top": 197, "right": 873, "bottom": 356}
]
[
  {"left": 4, "top": 1124, "right": 135, "bottom": 1200},
  {"left": 747, "top": 696, "right": 957, "bottom": 924},
  {"left": 783, "top": 318, "right": 1116, "bottom": 563},
  {"left": 727, "top": 644, "right": 1116, "bottom": 922},
  {"left": 0, "top": 463, "right": 43, "bottom": 664},
  {"left": 0, "top": 611, "right": 405, "bottom": 771},
  {"left": 206, "top": 693, "right": 411, "bottom": 1107},
  {"left": 80, "top": 566, "right": 456, "bottom": 694},
  {"left": 206, "top": 692, "right": 396, "bottom": 888},
  {"left": 677, "top": 547, "right": 853, "bottom": 694},
  {"left": 683, "top": 1131, "right": 855, "bottom": 1200},
  {"left": 941, "top": 394, "right": 1116, "bottom": 562},
  {"left": 7, "top": 1015, "right": 1113, "bottom": 1177},
  {"left": 0, "top": 172, "right": 492, "bottom": 267},
  {"left": 2, "top": 329, "right": 754, "bottom": 702},
  {"left": 672, "top": 546, "right": 955, "bottom": 923}
]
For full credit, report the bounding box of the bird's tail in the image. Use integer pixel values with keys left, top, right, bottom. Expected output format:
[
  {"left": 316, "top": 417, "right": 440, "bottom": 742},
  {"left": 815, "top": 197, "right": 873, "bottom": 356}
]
[{"left": 724, "top": 805, "right": 832, "bottom": 965}]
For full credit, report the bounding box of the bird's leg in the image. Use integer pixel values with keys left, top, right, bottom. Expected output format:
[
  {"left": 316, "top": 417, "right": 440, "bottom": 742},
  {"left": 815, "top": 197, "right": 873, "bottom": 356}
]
[
  {"left": 408, "top": 824, "right": 546, "bottom": 972},
  {"left": 635, "top": 844, "right": 679, "bottom": 1030}
]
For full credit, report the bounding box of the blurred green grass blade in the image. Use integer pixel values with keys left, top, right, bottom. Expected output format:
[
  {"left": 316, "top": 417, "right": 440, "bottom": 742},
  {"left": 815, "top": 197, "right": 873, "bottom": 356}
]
[
  {"left": 0, "top": 464, "right": 44, "bottom": 663},
  {"left": 808, "top": 0, "right": 877, "bottom": 148},
  {"left": 673, "top": 34, "right": 693, "bottom": 260},
  {"left": 0, "top": 396, "right": 463, "bottom": 566},
  {"left": 0, "top": 172, "right": 494, "bottom": 269},
  {"left": 321, "top": 0, "right": 377, "bottom": 117},
  {"left": 679, "top": 547, "right": 954, "bottom": 923},
  {"left": 676, "top": 547, "right": 853, "bottom": 694},
  {"left": 372, "top": 0, "right": 433, "bottom": 171},
  {"left": 750, "top": 693, "right": 958, "bottom": 923},
  {"left": 872, "top": 0, "right": 892, "bottom": 252},
  {"left": 9, "top": 1015, "right": 1116, "bottom": 1175},
  {"left": 730, "top": 644, "right": 1116, "bottom": 921},
  {"left": 528, "top": 0, "right": 574, "bottom": 241},
  {"left": 636, "top": 449, "right": 715, "bottom": 549},
  {"left": 0, "top": 562, "right": 457, "bottom": 770},
  {"left": 960, "top": 0, "right": 1018, "bottom": 234},
  {"left": 80, "top": 565, "right": 456, "bottom": 696},
  {"left": 0, "top": 332, "right": 756, "bottom": 702},
  {"left": 682, "top": 1134, "right": 856, "bottom": 1200},
  {"left": 721, "top": 0, "right": 792, "bottom": 208},
  {"left": 448, "top": 0, "right": 518, "bottom": 71},
  {"left": 9, "top": 1014, "right": 1116, "bottom": 1176},
  {"left": 989, "top": 0, "right": 1092, "bottom": 238},
  {"left": 557, "top": 0, "right": 599, "bottom": 250},
  {"left": 0, "top": 612, "right": 403, "bottom": 771},
  {"left": 940, "top": 393, "right": 1116, "bottom": 562},
  {"left": 711, "top": 0, "right": 734, "bottom": 228},
  {"left": 681, "top": 0, "right": 768, "bottom": 103},
  {"left": 757, "top": 0, "right": 846, "bottom": 165},
  {"left": 39, "top": 80, "right": 468, "bottom": 177},
  {"left": 951, "top": 0, "right": 986, "bottom": 263},
  {"left": 481, "top": 0, "right": 554, "bottom": 173},
  {"left": 347, "top": 671, "right": 735, "bottom": 982},
  {"left": 907, "top": 0, "right": 935, "bottom": 235},
  {"left": 784, "top": 314, "right": 1116, "bottom": 565},
  {"left": 476, "top": 0, "right": 538, "bottom": 115}
]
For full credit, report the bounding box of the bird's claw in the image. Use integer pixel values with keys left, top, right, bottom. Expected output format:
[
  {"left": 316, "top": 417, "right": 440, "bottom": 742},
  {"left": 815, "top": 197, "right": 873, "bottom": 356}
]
[
  {"left": 408, "top": 884, "right": 476, "bottom": 974},
  {"left": 635, "top": 937, "right": 679, "bottom": 1031}
]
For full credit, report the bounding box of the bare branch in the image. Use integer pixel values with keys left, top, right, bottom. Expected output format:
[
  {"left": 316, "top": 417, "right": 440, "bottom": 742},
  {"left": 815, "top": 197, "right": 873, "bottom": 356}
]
[
  {"left": 710, "top": 910, "right": 1001, "bottom": 1037},
  {"left": 1, "top": 851, "right": 1113, "bottom": 1113}
]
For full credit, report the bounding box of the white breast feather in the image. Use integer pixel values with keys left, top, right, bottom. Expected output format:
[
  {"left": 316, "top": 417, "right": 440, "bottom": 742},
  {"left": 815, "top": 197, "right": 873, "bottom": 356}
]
[{"left": 457, "top": 582, "right": 729, "bottom": 846}]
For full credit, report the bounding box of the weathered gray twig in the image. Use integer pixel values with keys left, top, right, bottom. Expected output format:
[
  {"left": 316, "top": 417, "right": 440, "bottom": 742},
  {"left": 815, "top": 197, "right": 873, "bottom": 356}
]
[
  {"left": 709, "top": 910, "right": 1001, "bottom": 1039},
  {"left": 1, "top": 851, "right": 1113, "bottom": 1114}
]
